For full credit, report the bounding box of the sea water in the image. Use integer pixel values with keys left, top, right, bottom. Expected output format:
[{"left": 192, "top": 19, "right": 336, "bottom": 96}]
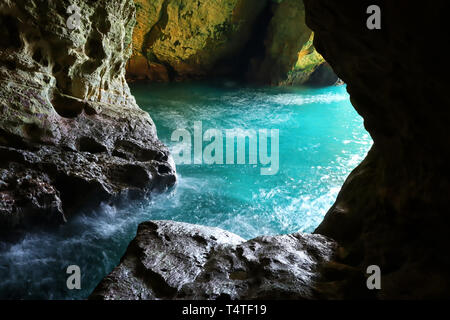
[{"left": 0, "top": 82, "right": 372, "bottom": 299}]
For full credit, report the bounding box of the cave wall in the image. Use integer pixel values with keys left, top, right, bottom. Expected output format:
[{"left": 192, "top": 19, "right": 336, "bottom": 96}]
[
  {"left": 126, "top": 0, "right": 269, "bottom": 81},
  {"left": 0, "top": 0, "right": 176, "bottom": 235},
  {"left": 127, "top": 0, "right": 337, "bottom": 85},
  {"left": 247, "top": 0, "right": 337, "bottom": 86},
  {"left": 305, "top": 0, "right": 450, "bottom": 298}
]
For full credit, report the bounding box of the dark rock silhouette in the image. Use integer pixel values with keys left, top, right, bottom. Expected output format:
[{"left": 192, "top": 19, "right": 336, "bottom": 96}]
[{"left": 305, "top": 0, "right": 450, "bottom": 298}]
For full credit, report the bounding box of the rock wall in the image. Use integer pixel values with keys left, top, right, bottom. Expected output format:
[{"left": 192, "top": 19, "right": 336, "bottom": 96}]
[
  {"left": 127, "top": 0, "right": 337, "bottom": 86},
  {"left": 248, "top": 0, "right": 337, "bottom": 86},
  {"left": 126, "top": 0, "right": 269, "bottom": 81},
  {"left": 0, "top": 0, "right": 176, "bottom": 236},
  {"left": 280, "top": 34, "right": 338, "bottom": 86},
  {"left": 305, "top": 0, "right": 450, "bottom": 298}
]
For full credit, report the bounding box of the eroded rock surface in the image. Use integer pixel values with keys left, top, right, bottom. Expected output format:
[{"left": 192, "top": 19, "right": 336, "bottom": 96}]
[
  {"left": 127, "top": 0, "right": 336, "bottom": 85},
  {"left": 0, "top": 0, "right": 176, "bottom": 235},
  {"left": 90, "top": 220, "right": 337, "bottom": 300},
  {"left": 127, "top": 0, "right": 269, "bottom": 81}
]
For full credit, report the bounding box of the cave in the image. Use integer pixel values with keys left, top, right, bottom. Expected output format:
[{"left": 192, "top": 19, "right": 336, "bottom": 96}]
[{"left": 0, "top": 0, "right": 449, "bottom": 303}]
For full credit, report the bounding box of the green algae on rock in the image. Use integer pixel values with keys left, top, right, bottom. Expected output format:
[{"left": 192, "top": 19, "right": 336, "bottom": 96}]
[
  {"left": 281, "top": 33, "right": 339, "bottom": 86},
  {"left": 127, "top": 0, "right": 269, "bottom": 81},
  {"left": 247, "top": 0, "right": 338, "bottom": 86},
  {"left": 127, "top": 0, "right": 337, "bottom": 86}
]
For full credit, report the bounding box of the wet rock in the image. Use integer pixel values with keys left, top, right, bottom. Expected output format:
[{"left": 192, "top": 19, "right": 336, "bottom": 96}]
[
  {"left": 0, "top": 163, "right": 65, "bottom": 232},
  {"left": 90, "top": 220, "right": 337, "bottom": 300},
  {"left": 0, "top": 0, "right": 176, "bottom": 234}
]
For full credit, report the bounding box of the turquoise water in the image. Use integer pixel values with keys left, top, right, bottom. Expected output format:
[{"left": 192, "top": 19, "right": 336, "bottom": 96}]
[{"left": 0, "top": 82, "right": 371, "bottom": 299}]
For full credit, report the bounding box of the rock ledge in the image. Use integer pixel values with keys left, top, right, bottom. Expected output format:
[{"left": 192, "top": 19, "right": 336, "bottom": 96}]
[{"left": 90, "top": 220, "right": 337, "bottom": 300}]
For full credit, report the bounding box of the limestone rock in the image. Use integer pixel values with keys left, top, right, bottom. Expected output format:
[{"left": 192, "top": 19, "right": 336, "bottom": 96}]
[
  {"left": 90, "top": 220, "right": 337, "bottom": 300},
  {"left": 127, "top": 0, "right": 269, "bottom": 81},
  {"left": 0, "top": 162, "right": 65, "bottom": 230},
  {"left": 127, "top": 0, "right": 337, "bottom": 85},
  {"left": 280, "top": 34, "right": 339, "bottom": 86},
  {"left": 128, "top": 0, "right": 337, "bottom": 86},
  {"left": 0, "top": 0, "right": 176, "bottom": 234},
  {"left": 249, "top": 0, "right": 338, "bottom": 86}
]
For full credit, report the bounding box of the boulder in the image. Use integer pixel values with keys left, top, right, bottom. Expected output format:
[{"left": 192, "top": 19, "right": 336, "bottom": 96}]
[{"left": 90, "top": 220, "right": 337, "bottom": 300}]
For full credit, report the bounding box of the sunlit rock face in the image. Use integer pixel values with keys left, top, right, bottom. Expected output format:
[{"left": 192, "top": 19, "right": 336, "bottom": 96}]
[
  {"left": 127, "top": 0, "right": 337, "bottom": 85},
  {"left": 248, "top": 0, "right": 337, "bottom": 86},
  {"left": 90, "top": 220, "right": 337, "bottom": 300},
  {"left": 126, "top": 0, "right": 269, "bottom": 81},
  {"left": 0, "top": 0, "right": 176, "bottom": 235},
  {"left": 280, "top": 34, "right": 338, "bottom": 86},
  {"left": 305, "top": 0, "right": 450, "bottom": 298}
]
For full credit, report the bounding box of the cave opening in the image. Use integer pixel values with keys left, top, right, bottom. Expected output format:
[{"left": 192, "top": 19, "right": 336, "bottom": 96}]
[
  {"left": 119, "top": 0, "right": 366, "bottom": 242},
  {"left": 0, "top": 0, "right": 381, "bottom": 300}
]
